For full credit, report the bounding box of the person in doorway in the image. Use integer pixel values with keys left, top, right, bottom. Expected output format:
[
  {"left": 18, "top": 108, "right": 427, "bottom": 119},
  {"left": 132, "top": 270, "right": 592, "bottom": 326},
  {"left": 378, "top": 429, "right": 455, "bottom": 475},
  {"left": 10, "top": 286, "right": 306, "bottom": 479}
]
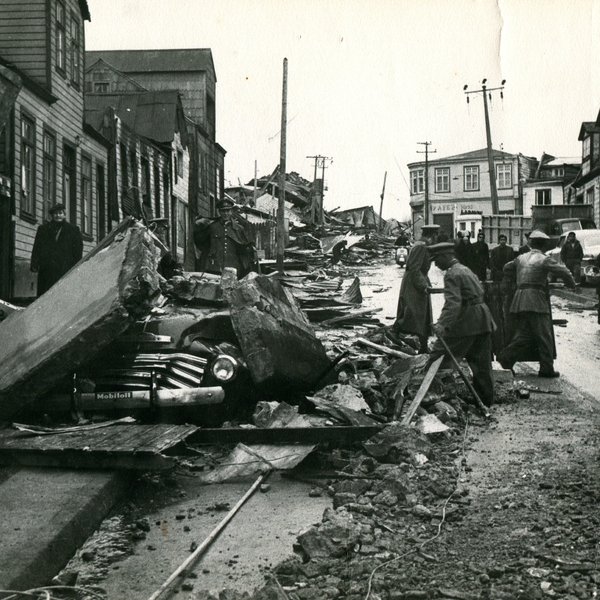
[
  {"left": 30, "top": 203, "right": 83, "bottom": 297},
  {"left": 471, "top": 231, "right": 490, "bottom": 281},
  {"left": 560, "top": 231, "right": 584, "bottom": 284},
  {"left": 498, "top": 230, "right": 576, "bottom": 378},
  {"left": 393, "top": 223, "right": 439, "bottom": 353},
  {"left": 428, "top": 242, "right": 496, "bottom": 407},
  {"left": 193, "top": 197, "right": 257, "bottom": 278},
  {"left": 489, "top": 234, "right": 515, "bottom": 282}
]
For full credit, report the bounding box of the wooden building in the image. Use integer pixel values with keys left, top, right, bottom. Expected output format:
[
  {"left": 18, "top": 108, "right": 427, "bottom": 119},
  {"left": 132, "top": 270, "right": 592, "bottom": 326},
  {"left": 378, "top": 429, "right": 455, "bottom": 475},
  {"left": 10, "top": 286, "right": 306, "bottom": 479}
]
[{"left": 0, "top": 0, "right": 110, "bottom": 301}]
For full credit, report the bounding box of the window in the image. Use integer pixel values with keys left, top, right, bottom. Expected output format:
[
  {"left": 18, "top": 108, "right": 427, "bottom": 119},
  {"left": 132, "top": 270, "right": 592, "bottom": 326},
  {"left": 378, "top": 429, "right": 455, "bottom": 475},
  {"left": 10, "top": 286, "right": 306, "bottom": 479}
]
[
  {"left": 552, "top": 168, "right": 564, "bottom": 177},
  {"left": 435, "top": 168, "right": 450, "bottom": 193},
  {"left": 120, "top": 143, "right": 128, "bottom": 191},
  {"left": 535, "top": 189, "right": 551, "bottom": 205},
  {"left": 497, "top": 164, "right": 512, "bottom": 189},
  {"left": 63, "top": 144, "right": 76, "bottom": 222},
  {"left": 42, "top": 131, "right": 56, "bottom": 221},
  {"left": 411, "top": 169, "right": 424, "bottom": 194},
  {"left": 587, "top": 188, "right": 594, "bottom": 205},
  {"left": 97, "top": 163, "right": 106, "bottom": 239},
  {"left": 176, "top": 150, "right": 184, "bottom": 182},
  {"left": 56, "top": 1, "right": 66, "bottom": 72},
  {"left": 70, "top": 16, "right": 81, "bottom": 86},
  {"left": 153, "top": 166, "right": 161, "bottom": 217},
  {"left": 216, "top": 167, "right": 221, "bottom": 201},
  {"left": 141, "top": 157, "right": 150, "bottom": 209},
  {"left": 81, "top": 157, "right": 92, "bottom": 235},
  {"left": 177, "top": 200, "right": 188, "bottom": 251},
  {"left": 464, "top": 166, "right": 479, "bottom": 191},
  {"left": 93, "top": 82, "right": 109, "bottom": 93},
  {"left": 20, "top": 116, "right": 35, "bottom": 215},
  {"left": 583, "top": 136, "right": 591, "bottom": 158}
]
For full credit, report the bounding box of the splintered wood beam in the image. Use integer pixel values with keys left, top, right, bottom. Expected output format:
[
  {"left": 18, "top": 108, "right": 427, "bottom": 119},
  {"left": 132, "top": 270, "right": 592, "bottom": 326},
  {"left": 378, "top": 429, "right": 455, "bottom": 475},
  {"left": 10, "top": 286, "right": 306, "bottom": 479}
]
[
  {"left": 401, "top": 355, "right": 444, "bottom": 425},
  {"left": 0, "top": 221, "right": 161, "bottom": 419}
]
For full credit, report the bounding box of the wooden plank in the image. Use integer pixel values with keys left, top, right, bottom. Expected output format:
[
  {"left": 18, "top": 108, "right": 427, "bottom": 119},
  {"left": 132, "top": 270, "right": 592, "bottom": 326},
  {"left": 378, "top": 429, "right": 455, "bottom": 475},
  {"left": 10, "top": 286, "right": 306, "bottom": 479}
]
[
  {"left": 355, "top": 337, "right": 413, "bottom": 360},
  {"left": 0, "top": 221, "right": 162, "bottom": 418},
  {"left": 401, "top": 355, "right": 444, "bottom": 425},
  {"left": 225, "top": 273, "right": 331, "bottom": 391}
]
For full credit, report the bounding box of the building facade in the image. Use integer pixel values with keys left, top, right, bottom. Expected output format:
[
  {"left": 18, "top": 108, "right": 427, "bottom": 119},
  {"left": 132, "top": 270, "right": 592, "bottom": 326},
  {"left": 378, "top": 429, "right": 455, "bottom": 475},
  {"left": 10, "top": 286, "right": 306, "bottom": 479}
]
[
  {"left": 571, "top": 116, "right": 600, "bottom": 223},
  {"left": 0, "top": 0, "right": 110, "bottom": 300},
  {"left": 408, "top": 148, "right": 538, "bottom": 239}
]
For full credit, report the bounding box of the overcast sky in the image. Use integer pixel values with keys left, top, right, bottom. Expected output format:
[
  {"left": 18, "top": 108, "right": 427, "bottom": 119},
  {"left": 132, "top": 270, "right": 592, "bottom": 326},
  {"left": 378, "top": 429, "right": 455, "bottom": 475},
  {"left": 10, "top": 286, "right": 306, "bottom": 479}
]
[{"left": 85, "top": 0, "right": 600, "bottom": 221}]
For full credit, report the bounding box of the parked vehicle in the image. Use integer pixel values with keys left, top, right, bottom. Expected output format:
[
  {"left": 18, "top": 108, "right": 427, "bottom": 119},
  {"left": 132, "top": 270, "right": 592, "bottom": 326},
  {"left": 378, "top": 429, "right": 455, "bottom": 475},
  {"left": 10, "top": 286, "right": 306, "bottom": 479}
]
[
  {"left": 546, "top": 229, "right": 600, "bottom": 283},
  {"left": 395, "top": 246, "right": 409, "bottom": 267},
  {"left": 482, "top": 204, "right": 596, "bottom": 250}
]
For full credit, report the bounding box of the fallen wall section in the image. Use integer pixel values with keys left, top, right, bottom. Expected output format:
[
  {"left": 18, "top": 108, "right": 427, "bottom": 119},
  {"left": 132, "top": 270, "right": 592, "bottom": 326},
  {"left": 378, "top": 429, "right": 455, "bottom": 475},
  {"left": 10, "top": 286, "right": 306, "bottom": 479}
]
[{"left": 0, "top": 222, "right": 161, "bottom": 418}]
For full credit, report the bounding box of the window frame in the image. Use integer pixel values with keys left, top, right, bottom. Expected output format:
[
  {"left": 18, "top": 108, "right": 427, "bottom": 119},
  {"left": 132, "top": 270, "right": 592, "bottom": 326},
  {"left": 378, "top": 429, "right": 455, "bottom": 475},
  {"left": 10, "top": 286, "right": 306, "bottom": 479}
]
[
  {"left": 434, "top": 167, "right": 450, "bottom": 193},
  {"left": 535, "top": 189, "right": 551, "bottom": 205},
  {"left": 55, "top": 0, "right": 66, "bottom": 74},
  {"left": 583, "top": 136, "right": 591, "bottom": 159},
  {"left": 410, "top": 169, "right": 424, "bottom": 194},
  {"left": 463, "top": 166, "right": 480, "bottom": 192},
  {"left": 81, "top": 155, "right": 92, "bottom": 237},
  {"left": 42, "top": 128, "right": 56, "bottom": 221},
  {"left": 20, "top": 113, "right": 36, "bottom": 218},
  {"left": 70, "top": 13, "right": 81, "bottom": 88},
  {"left": 496, "top": 164, "right": 512, "bottom": 189}
]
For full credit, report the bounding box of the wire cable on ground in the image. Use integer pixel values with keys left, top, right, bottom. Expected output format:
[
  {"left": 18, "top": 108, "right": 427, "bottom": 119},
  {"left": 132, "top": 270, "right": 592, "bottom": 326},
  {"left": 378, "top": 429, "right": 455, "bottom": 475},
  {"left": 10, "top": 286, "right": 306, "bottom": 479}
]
[{"left": 364, "top": 417, "right": 470, "bottom": 600}]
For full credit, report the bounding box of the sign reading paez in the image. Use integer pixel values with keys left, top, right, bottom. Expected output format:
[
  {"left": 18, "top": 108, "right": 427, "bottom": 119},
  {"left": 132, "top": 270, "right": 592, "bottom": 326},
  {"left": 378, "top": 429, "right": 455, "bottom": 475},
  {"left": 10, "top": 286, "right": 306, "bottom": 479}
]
[{"left": 431, "top": 203, "right": 475, "bottom": 214}]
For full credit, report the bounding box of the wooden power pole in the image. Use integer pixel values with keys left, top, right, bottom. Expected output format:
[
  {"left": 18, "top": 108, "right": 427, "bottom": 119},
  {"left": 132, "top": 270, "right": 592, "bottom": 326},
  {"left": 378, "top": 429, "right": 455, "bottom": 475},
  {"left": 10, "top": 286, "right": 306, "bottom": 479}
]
[
  {"left": 378, "top": 171, "right": 387, "bottom": 232},
  {"left": 417, "top": 142, "right": 436, "bottom": 225},
  {"left": 276, "top": 58, "right": 288, "bottom": 273}
]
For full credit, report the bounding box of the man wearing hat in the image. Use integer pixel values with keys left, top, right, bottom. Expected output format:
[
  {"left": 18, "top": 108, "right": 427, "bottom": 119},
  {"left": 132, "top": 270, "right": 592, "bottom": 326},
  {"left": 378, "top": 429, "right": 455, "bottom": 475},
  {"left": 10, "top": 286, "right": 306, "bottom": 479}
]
[
  {"left": 498, "top": 229, "right": 576, "bottom": 378},
  {"left": 193, "top": 197, "right": 256, "bottom": 278},
  {"left": 428, "top": 242, "right": 496, "bottom": 407},
  {"left": 30, "top": 203, "right": 83, "bottom": 296},
  {"left": 393, "top": 223, "right": 439, "bottom": 353}
]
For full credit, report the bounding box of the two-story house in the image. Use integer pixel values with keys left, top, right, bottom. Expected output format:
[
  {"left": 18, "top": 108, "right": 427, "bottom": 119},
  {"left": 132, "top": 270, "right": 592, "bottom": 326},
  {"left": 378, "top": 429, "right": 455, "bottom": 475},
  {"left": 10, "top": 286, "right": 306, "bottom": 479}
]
[
  {"left": 408, "top": 148, "right": 537, "bottom": 238},
  {"left": 0, "top": 0, "right": 110, "bottom": 301},
  {"left": 571, "top": 114, "right": 600, "bottom": 222},
  {"left": 522, "top": 153, "right": 581, "bottom": 215}
]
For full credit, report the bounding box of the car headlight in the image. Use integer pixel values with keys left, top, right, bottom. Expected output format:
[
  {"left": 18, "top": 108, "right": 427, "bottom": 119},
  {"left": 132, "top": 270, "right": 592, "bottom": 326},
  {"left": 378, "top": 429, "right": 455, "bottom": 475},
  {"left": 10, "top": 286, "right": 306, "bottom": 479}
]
[{"left": 210, "top": 355, "right": 238, "bottom": 383}]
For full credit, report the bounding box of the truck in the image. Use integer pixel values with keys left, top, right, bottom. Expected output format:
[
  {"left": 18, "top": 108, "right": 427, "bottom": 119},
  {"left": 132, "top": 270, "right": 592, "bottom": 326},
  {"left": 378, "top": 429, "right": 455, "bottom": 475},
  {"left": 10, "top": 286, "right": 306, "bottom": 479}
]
[{"left": 481, "top": 204, "right": 596, "bottom": 249}]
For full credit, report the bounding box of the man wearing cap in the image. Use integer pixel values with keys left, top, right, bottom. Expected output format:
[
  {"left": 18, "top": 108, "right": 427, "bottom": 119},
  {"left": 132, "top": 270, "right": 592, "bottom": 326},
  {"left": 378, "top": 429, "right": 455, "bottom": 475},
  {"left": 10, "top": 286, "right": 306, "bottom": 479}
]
[
  {"left": 428, "top": 242, "right": 496, "bottom": 407},
  {"left": 30, "top": 203, "right": 83, "bottom": 296},
  {"left": 393, "top": 224, "right": 439, "bottom": 353},
  {"left": 498, "top": 229, "right": 576, "bottom": 378},
  {"left": 193, "top": 198, "right": 256, "bottom": 278}
]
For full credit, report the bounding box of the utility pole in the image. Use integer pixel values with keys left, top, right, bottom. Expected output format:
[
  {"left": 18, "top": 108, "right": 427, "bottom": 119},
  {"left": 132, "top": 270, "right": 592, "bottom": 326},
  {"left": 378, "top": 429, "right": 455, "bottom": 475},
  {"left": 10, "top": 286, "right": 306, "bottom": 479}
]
[
  {"left": 253, "top": 160, "right": 257, "bottom": 206},
  {"left": 276, "top": 58, "right": 288, "bottom": 273},
  {"left": 417, "top": 142, "right": 436, "bottom": 225},
  {"left": 378, "top": 171, "right": 387, "bottom": 232},
  {"left": 306, "top": 155, "right": 333, "bottom": 225},
  {"left": 464, "top": 79, "right": 505, "bottom": 215}
]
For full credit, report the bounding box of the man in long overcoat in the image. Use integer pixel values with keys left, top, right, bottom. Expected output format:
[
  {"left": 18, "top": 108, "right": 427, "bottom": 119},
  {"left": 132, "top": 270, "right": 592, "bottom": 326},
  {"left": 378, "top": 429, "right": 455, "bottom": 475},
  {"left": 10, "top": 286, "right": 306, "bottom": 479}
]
[
  {"left": 393, "top": 224, "right": 439, "bottom": 353},
  {"left": 30, "top": 203, "right": 83, "bottom": 297},
  {"left": 498, "top": 230, "right": 576, "bottom": 378},
  {"left": 193, "top": 198, "right": 256, "bottom": 278},
  {"left": 428, "top": 242, "right": 496, "bottom": 407}
]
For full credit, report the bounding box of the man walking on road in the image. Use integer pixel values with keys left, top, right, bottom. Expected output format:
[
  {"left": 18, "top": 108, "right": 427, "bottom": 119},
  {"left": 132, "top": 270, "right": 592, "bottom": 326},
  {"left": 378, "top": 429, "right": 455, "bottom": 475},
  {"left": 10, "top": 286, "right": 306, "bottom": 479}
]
[
  {"left": 560, "top": 231, "right": 584, "bottom": 284},
  {"left": 499, "top": 230, "right": 576, "bottom": 378},
  {"left": 393, "top": 224, "right": 439, "bottom": 353},
  {"left": 427, "top": 242, "right": 496, "bottom": 407},
  {"left": 30, "top": 203, "right": 83, "bottom": 297}
]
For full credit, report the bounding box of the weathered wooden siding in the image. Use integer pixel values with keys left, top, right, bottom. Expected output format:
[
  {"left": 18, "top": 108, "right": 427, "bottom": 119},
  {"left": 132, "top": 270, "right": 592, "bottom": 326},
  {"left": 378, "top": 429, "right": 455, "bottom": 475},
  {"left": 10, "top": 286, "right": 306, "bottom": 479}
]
[{"left": 0, "top": 0, "right": 48, "bottom": 86}]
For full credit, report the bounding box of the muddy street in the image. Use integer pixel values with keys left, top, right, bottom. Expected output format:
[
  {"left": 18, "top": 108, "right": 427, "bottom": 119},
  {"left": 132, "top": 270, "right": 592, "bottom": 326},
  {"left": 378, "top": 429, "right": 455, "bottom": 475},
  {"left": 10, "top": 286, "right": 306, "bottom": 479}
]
[{"left": 52, "top": 257, "right": 600, "bottom": 600}]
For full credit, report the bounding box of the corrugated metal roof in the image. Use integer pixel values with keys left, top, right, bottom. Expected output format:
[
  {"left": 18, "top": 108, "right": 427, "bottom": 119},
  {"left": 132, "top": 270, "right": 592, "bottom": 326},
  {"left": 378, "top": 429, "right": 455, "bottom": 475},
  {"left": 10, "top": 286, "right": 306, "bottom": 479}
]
[
  {"left": 85, "top": 92, "right": 186, "bottom": 145},
  {"left": 86, "top": 49, "right": 215, "bottom": 78}
]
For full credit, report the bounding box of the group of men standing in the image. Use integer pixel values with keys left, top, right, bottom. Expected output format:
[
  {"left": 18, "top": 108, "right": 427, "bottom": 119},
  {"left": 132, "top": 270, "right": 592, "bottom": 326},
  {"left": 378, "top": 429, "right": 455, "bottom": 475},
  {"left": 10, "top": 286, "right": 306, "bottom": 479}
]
[{"left": 393, "top": 223, "right": 577, "bottom": 408}]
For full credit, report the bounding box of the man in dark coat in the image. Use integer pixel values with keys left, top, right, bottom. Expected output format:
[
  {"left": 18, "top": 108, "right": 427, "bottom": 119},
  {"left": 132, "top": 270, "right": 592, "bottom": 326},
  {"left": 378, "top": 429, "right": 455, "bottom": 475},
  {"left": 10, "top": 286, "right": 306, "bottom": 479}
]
[
  {"left": 489, "top": 234, "right": 515, "bottom": 282},
  {"left": 393, "top": 224, "right": 439, "bottom": 353},
  {"left": 470, "top": 231, "right": 489, "bottom": 281},
  {"left": 193, "top": 198, "right": 256, "bottom": 278},
  {"left": 560, "top": 231, "right": 584, "bottom": 283},
  {"left": 428, "top": 242, "right": 496, "bottom": 407},
  {"left": 454, "top": 231, "right": 474, "bottom": 270},
  {"left": 498, "top": 230, "right": 576, "bottom": 378},
  {"left": 30, "top": 203, "right": 83, "bottom": 297}
]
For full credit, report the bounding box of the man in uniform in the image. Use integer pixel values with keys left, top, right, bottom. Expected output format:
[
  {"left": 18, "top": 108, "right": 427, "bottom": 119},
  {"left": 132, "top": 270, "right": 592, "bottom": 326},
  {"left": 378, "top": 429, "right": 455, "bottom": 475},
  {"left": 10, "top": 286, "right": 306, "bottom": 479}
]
[
  {"left": 428, "top": 242, "right": 496, "bottom": 407},
  {"left": 498, "top": 230, "right": 576, "bottom": 378},
  {"left": 193, "top": 198, "right": 256, "bottom": 278},
  {"left": 30, "top": 203, "right": 83, "bottom": 297},
  {"left": 393, "top": 224, "right": 439, "bottom": 353}
]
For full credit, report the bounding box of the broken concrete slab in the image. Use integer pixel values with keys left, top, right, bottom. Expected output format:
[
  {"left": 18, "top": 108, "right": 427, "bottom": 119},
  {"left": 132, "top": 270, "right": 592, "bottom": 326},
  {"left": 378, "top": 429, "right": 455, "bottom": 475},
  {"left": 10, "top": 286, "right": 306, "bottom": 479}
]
[
  {"left": 225, "top": 272, "right": 331, "bottom": 391},
  {"left": 0, "top": 221, "right": 161, "bottom": 419}
]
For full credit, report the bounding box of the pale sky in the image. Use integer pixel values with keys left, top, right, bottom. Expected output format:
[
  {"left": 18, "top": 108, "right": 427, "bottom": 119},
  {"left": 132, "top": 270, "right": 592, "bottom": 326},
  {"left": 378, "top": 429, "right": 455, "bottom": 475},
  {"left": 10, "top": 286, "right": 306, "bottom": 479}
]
[{"left": 85, "top": 0, "right": 600, "bottom": 222}]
